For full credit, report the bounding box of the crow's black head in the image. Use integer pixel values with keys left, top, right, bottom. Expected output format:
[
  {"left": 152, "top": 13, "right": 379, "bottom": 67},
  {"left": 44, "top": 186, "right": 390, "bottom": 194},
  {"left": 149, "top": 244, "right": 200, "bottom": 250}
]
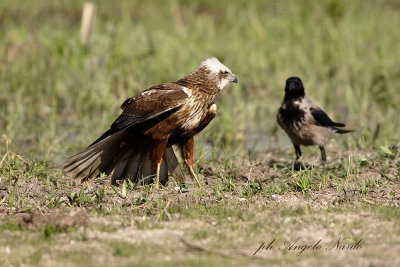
[{"left": 284, "top": 77, "right": 305, "bottom": 100}]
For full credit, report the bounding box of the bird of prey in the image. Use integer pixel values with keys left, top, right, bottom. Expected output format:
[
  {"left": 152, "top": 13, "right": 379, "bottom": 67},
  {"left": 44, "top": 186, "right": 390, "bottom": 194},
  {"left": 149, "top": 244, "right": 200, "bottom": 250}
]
[
  {"left": 277, "top": 77, "right": 352, "bottom": 165},
  {"left": 63, "top": 57, "right": 238, "bottom": 188}
]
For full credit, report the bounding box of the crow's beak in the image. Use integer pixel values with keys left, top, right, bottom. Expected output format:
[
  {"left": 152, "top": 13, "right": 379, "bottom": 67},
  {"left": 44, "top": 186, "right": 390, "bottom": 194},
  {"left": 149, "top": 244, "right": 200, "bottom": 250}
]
[
  {"left": 231, "top": 76, "right": 238, "bottom": 84},
  {"left": 288, "top": 82, "right": 296, "bottom": 90}
]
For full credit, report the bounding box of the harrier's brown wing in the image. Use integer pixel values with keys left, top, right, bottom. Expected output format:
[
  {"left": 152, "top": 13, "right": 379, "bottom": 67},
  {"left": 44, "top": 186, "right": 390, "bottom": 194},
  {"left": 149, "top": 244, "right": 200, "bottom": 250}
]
[{"left": 91, "top": 83, "right": 189, "bottom": 145}]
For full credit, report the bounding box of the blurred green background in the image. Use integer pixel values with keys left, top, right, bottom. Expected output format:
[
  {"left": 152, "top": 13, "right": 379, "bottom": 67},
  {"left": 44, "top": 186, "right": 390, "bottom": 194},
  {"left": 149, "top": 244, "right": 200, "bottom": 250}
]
[{"left": 1, "top": 0, "right": 399, "bottom": 164}]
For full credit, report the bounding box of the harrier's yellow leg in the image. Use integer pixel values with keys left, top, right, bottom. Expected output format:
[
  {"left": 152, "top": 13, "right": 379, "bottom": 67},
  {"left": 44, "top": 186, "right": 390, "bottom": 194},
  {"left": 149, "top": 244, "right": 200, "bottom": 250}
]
[
  {"left": 181, "top": 137, "right": 203, "bottom": 189},
  {"left": 151, "top": 140, "right": 168, "bottom": 190},
  {"left": 156, "top": 161, "right": 161, "bottom": 190},
  {"left": 189, "top": 166, "right": 202, "bottom": 189}
]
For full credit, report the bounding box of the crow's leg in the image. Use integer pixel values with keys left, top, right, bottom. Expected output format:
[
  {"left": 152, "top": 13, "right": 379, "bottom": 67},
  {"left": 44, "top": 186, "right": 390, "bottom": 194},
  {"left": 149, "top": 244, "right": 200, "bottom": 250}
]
[
  {"left": 294, "top": 144, "right": 302, "bottom": 160},
  {"left": 293, "top": 144, "right": 305, "bottom": 170},
  {"left": 319, "top": 146, "right": 326, "bottom": 166}
]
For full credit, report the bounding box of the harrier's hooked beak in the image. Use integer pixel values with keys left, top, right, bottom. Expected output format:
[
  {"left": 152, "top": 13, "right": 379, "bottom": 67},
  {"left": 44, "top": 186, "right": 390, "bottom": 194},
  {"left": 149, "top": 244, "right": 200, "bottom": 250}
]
[{"left": 230, "top": 75, "right": 238, "bottom": 84}]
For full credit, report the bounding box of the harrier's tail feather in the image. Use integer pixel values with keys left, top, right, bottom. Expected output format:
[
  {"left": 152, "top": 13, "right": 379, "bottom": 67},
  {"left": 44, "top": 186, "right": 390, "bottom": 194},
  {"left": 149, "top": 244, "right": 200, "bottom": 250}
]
[
  {"left": 163, "top": 147, "right": 186, "bottom": 183},
  {"left": 138, "top": 151, "right": 152, "bottom": 183},
  {"left": 111, "top": 149, "right": 134, "bottom": 185},
  {"left": 122, "top": 151, "right": 142, "bottom": 182},
  {"left": 121, "top": 146, "right": 184, "bottom": 185},
  {"left": 159, "top": 156, "right": 168, "bottom": 185},
  {"left": 117, "top": 147, "right": 184, "bottom": 185},
  {"left": 75, "top": 156, "right": 102, "bottom": 182},
  {"left": 111, "top": 148, "right": 171, "bottom": 185},
  {"left": 64, "top": 131, "right": 186, "bottom": 185},
  {"left": 63, "top": 147, "right": 105, "bottom": 182},
  {"left": 63, "top": 129, "right": 129, "bottom": 182},
  {"left": 63, "top": 146, "right": 101, "bottom": 172}
]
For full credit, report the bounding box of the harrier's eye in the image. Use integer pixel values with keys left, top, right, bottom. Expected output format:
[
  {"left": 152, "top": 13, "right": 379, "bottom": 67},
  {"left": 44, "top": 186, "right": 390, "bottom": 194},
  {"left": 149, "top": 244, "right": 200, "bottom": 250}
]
[{"left": 223, "top": 71, "right": 229, "bottom": 75}]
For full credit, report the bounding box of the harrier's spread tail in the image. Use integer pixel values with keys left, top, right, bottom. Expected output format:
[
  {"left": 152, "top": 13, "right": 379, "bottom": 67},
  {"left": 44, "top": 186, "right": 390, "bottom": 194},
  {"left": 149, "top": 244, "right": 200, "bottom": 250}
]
[
  {"left": 110, "top": 147, "right": 186, "bottom": 185},
  {"left": 63, "top": 129, "right": 129, "bottom": 182},
  {"left": 63, "top": 130, "right": 185, "bottom": 185}
]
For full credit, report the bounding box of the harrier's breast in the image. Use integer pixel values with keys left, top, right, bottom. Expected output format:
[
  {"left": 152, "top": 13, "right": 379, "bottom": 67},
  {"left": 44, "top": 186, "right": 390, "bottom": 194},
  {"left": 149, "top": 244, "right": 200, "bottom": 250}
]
[
  {"left": 176, "top": 90, "right": 213, "bottom": 132},
  {"left": 180, "top": 101, "right": 207, "bottom": 131}
]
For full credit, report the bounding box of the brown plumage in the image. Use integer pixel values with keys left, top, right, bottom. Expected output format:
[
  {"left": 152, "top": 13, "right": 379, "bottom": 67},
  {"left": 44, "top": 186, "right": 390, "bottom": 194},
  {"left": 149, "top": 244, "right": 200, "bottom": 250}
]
[
  {"left": 63, "top": 57, "right": 237, "bottom": 188},
  {"left": 277, "top": 77, "right": 353, "bottom": 165}
]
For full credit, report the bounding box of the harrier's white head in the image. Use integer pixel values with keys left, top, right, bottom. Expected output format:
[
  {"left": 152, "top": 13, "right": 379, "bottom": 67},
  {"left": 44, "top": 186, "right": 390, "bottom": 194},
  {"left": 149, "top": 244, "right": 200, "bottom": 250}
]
[{"left": 201, "top": 57, "right": 238, "bottom": 90}]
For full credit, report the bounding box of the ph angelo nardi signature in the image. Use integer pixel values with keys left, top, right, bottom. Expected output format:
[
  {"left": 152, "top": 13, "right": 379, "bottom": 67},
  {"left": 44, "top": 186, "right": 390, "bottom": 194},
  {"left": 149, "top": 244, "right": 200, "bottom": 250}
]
[{"left": 253, "top": 237, "right": 363, "bottom": 256}]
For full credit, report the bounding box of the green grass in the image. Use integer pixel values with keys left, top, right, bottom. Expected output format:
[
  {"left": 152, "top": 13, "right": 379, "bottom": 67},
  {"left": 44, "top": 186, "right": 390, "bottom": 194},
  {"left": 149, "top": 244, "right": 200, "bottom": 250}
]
[
  {"left": 1, "top": 0, "right": 400, "bottom": 266},
  {"left": 1, "top": 0, "right": 400, "bottom": 160}
]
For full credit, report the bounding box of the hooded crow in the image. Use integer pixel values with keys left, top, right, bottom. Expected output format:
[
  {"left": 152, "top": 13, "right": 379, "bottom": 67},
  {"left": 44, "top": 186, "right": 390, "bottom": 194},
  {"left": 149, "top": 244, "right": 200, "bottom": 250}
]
[{"left": 277, "top": 77, "right": 353, "bottom": 165}]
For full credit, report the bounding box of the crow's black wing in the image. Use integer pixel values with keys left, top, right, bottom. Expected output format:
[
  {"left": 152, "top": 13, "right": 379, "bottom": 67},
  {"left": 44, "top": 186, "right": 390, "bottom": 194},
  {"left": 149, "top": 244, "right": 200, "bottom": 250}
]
[{"left": 310, "top": 107, "right": 345, "bottom": 127}]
